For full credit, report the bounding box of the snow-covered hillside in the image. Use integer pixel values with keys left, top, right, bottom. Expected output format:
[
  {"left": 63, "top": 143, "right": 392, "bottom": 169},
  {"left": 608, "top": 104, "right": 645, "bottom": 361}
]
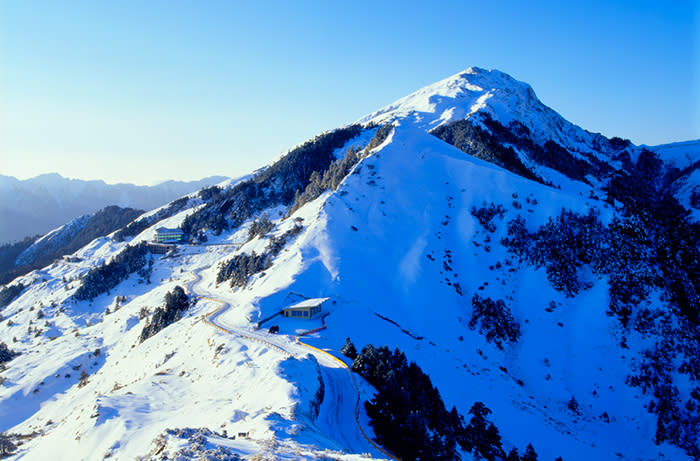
[
  {"left": 647, "top": 140, "right": 700, "bottom": 221},
  {"left": 0, "top": 68, "right": 698, "bottom": 460},
  {"left": 648, "top": 139, "right": 700, "bottom": 169},
  {"left": 359, "top": 67, "right": 623, "bottom": 163}
]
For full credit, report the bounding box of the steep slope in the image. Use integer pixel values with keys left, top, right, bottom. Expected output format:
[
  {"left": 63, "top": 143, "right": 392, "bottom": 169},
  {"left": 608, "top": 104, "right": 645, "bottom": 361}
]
[
  {"left": 214, "top": 125, "right": 690, "bottom": 460},
  {"left": 647, "top": 139, "right": 700, "bottom": 221},
  {"left": 0, "top": 67, "right": 697, "bottom": 460},
  {"left": 360, "top": 67, "right": 642, "bottom": 193},
  {"left": 16, "top": 206, "right": 144, "bottom": 266},
  {"left": 649, "top": 139, "right": 700, "bottom": 169},
  {"left": 0, "top": 206, "right": 144, "bottom": 285},
  {"left": 362, "top": 68, "right": 626, "bottom": 158}
]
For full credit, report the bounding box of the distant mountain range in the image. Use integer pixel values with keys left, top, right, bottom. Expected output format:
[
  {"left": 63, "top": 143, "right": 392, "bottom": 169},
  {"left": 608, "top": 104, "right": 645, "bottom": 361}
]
[{"left": 0, "top": 173, "right": 228, "bottom": 244}]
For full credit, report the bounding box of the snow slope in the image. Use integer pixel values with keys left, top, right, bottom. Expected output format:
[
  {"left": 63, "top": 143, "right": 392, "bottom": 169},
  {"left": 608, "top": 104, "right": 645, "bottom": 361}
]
[
  {"left": 359, "top": 67, "right": 620, "bottom": 162},
  {"left": 0, "top": 68, "right": 697, "bottom": 460},
  {"left": 647, "top": 139, "right": 700, "bottom": 221},
  {"left": 221, "top": 125, "right": 684, "bottom": 460},
  {"left": 647, "top": 139, "right": 700, "bottom": 169},
  {"left": 15, "top": 214, "right": 93, "bottom": 266}
]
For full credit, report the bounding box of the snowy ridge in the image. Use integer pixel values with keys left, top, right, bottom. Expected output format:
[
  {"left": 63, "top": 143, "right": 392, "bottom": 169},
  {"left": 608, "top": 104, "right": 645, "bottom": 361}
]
[
  {"left": 359, "top": 67, "right": 622, "bottom": 161},
  {"left": 0, "top": 68, "right": 697, "bottom": 460},
  {"left": 647, "top": 139, "right": 700, "bottom": 169},
  {"left": 646, "top": 139, "right": 700, "bottom": 221},
  {"left": 15, "top": 214, "right": 92, "bottom": 266}
]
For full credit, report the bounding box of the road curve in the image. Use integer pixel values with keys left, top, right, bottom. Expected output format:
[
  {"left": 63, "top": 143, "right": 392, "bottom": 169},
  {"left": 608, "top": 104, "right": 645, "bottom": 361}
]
[{"left": 185, "top": 268, "right": 396, "bottom": 459}]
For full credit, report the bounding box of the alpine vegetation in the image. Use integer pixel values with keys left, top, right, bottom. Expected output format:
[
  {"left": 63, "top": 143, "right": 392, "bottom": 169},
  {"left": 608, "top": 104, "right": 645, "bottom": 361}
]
[
  {"left": 73, "top": 242, "right": 153, "bottom": 301},
  {"left": 139, "top": 286, "right": 191, "bottom": 342}
]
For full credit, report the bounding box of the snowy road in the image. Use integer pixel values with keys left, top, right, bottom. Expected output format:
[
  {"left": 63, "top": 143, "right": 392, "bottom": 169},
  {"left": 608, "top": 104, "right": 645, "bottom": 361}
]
[{"left": 186, "top": 268, "right": 393, "bottom": 459}]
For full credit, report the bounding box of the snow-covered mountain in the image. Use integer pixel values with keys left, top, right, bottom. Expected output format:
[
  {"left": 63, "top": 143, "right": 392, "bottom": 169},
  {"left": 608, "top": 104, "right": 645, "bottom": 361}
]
[
  {"left": 0, "top": 206, "right": 145, "bottom": 287},
  {"left": 646, "top": 140, "right": 700, "bottom": 221},
  {"left": 0, "top": 174, "right": 228, "bottom": 244},
  {"left": 0, "top": 67, "right": 698, "bottom": 460}
]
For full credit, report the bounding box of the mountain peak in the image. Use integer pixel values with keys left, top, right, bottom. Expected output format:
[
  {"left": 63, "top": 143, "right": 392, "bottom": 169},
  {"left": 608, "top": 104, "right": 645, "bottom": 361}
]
[
  {"left": 359, "top": 66, "right": 612, "bottom": 162},
  {"left": 359, "top": 67, "right": 534, "bottom": 126}
]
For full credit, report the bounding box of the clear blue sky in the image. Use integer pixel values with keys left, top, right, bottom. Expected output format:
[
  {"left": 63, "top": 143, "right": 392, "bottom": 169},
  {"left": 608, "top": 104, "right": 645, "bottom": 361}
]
[{"left": 1, "top": 0, "right": 697, "bottom": 185}]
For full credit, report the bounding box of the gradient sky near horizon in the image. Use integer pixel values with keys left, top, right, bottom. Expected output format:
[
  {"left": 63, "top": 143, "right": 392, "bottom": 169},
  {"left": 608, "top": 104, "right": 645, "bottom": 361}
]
[{"left": 1, "top": 1, "right": 698, "bottom": 185}]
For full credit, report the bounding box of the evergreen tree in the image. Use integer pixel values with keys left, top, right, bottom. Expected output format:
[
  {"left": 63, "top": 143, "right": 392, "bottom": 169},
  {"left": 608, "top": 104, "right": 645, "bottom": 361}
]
[
  {"left": 340, "top": 337, "right": 357, "bottom": 359},
  {"left": 521, "top": 443, "right": 538, "bottom": 461},
  {"left": 505, "top": 447, "right": 520, "bottom": 461},
  {"left": 0, "top": 433, "right": 16, "bottom": 457}
]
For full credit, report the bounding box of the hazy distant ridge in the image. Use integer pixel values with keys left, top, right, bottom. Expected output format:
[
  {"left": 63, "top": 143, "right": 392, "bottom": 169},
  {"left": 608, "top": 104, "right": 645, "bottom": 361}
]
[{"left": 0, "top": 173, "right": 228, "bottom": 244}]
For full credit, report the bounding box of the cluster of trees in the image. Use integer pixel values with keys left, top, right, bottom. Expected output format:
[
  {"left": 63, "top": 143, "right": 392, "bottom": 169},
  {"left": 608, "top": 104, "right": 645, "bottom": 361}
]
[
  {"left": 113, "top": 198, "right": 188, "bottom": 242},
  {"left": 217, "top": 224, "right": 304, "bottom": 289},
  {"left": 0, "top": 283, "right": 24, "bottom": 309},
  {"left": 139, "top": 286, "right": 190, "bottom": 342},
  {"left": 476, "top": 114, "right": 613, "bottom": 183},
  {"left": 198, "top": 185, "right": 222, "bottom": 202},
  {"left": 0, "top": 342, "right": 18, "bottom": 365},
  {"left": 287, "top": 146, "right": 361, "bottom": 215},
  {"left": 432, "top": 113, "right": 617, "bottom": 185},
  {"left": 62, "top": 206, "right": 144, "bottom": 249},
  {"left": 499, "top": 148, "right": 700, "bottom": 456},
  {"left": 470, "top": 294, "right": 521, "bottom": 349},
  {"left": 431, "top": 117, "right": 544, "bottom": 184},
  {"left": 691, "top": 190, "right": 700, "bottom": 209},
  {"left": 626, "top": 336, "right": 700, "bottom": 457},
  {"left": 342, "top": 340, "right": 541, "bottom": 460},
  {"left": 288, "top": 125, "right": 393, "bottom": 216},
  {"left": 0, "top": 433, "right": 16, "bottom": 457},
  {"left": 246, "top": 213, "right": 274, "bottom": 241},
  {"left": 181, "top": 125, "right": 367, "bottom": 240},
  {"left": 502, "top": 209, "right": 606, "bottom": 298},
  {"left": 504, "top": 204, "right": 700, "bottom": 455},
  {"left": 73, "top": 242, "right": 153, "bottom": 301},
  {"left": 365, "top": 124, "right": 393, "bottom": 151},
  {"left": 216, "top": 252, "right": 270, "bottom": 289},
  {"left": 471, "top": 203, "right": 507, "bottom": 233},
  {"left": 253, "top": 124, "right": 365, "bottom": 203},
  {"left": 264, "top": 223, "right": 303, "bottom": 255}
]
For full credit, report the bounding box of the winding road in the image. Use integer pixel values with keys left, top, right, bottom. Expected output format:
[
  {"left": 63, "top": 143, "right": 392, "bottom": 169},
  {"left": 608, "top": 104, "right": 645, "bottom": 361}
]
[{"left": 185, "top": 268, "right": 397, "bottom": 460}]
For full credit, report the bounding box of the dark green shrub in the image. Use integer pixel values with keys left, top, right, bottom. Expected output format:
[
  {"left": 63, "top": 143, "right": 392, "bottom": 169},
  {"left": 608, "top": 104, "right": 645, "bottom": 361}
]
[
  {"left": 0, "top": 283, "right": 24, "bottom": 309},
  {"left": 469, "top": 294, "right": 521, "bottom": 348},
  {"left": 140, "top": 286, "right": 190, "bottom": 342}
]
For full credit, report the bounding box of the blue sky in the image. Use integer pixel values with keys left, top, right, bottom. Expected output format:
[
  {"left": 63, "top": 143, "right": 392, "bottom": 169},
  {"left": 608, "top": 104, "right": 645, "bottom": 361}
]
[{"left": 1, "top": 0, "right": 697, "bottom": 185}]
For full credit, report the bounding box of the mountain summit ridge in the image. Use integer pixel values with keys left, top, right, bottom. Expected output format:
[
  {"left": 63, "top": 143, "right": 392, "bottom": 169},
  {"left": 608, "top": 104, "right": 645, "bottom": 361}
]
[
  {"left": 0, "top": 68, "right": 698, "bottom": 460},
  {"left": 361, "top": 67, "right": 597, "bottom": 145}
]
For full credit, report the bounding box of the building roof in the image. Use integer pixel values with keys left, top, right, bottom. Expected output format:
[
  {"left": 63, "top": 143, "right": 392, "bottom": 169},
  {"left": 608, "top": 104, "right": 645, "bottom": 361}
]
[
  {"left": 156, "top": 227, "right": 184, "bottom": 235},
  {"left": 286, "top": 297, "right": 330, "bottom": 309}
]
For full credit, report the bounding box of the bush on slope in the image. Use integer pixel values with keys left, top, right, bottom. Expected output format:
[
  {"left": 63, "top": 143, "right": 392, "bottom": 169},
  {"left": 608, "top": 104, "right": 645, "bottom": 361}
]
[{"left": 139, "top": 286, "right": 190, "bottom": 342}]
